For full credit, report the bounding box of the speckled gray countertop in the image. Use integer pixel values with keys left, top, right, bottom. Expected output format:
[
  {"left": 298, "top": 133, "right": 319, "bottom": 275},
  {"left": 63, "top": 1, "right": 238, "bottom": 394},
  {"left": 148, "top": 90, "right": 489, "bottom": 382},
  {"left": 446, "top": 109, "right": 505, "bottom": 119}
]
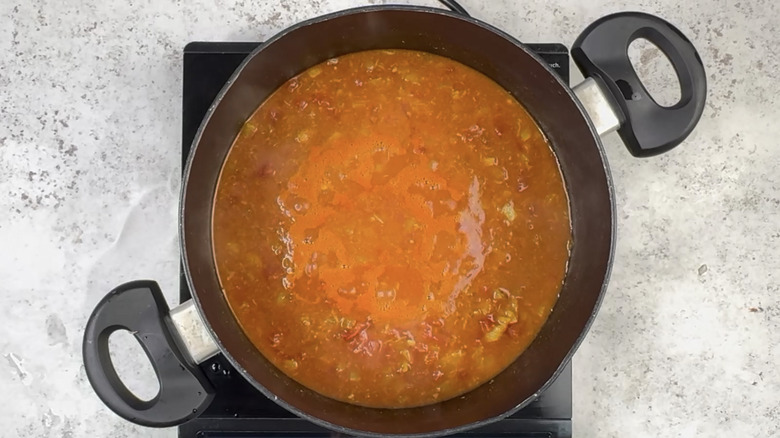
[{"left": 1, "top": 0, "right": 778, "bottom": 436}]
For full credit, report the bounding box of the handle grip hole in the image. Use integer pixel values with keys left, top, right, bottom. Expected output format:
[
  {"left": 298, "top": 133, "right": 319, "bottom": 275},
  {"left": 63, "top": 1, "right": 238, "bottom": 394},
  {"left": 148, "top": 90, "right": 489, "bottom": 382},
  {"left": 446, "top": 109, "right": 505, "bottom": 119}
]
[
  {"left": 628, "top": 38, "right": 681, "bottom": 107},
  {"left": 109, "top": 329, "right": 161, "bottom": 402}
]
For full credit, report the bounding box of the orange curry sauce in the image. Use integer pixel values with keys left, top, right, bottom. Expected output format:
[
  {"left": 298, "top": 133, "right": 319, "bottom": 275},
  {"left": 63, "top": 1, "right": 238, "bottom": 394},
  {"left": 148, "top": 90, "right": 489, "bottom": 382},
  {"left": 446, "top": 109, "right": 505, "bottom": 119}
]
[{"left": 212, "top": 49, "right": 571, "bottom": 408}]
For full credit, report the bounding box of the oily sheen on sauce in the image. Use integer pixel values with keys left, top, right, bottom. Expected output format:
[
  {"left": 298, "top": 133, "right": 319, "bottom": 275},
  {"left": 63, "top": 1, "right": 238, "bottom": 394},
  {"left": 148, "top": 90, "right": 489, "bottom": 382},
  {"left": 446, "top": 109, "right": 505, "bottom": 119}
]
[{"left": 212, "top": 49, "right": 571, "bottom": 408}]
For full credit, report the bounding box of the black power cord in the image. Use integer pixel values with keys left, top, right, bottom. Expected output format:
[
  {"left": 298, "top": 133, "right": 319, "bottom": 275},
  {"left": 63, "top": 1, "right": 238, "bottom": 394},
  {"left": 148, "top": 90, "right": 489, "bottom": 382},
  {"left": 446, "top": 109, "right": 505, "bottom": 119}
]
[{"left": 438, "top": 0, "right": 470, "bottom": 16}]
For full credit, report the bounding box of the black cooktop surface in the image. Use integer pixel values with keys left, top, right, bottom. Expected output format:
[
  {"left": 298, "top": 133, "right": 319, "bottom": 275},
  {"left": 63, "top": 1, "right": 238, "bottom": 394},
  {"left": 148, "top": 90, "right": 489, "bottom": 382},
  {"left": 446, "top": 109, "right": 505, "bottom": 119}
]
[{"left": 179, "top": 41, "right": 572, "bottom": 438}]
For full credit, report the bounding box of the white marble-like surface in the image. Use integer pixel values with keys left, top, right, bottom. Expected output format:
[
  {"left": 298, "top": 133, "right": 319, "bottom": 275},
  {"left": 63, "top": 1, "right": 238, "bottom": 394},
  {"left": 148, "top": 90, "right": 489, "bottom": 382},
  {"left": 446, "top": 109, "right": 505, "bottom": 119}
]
[{"left": 1, "top": 0, "right": 778, "bottom": 436}]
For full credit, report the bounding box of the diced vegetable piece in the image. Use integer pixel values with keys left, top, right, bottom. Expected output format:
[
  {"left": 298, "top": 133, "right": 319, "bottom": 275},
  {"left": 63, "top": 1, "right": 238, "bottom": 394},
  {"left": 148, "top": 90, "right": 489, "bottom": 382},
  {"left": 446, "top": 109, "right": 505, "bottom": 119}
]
[
  {"left": 307, "top": 66, "right": 322, "bottom": 78},
  {"left": 484, "top": 322, "right": 509, "bottom": 343},
  {"left": 503, "top": 308, "right": 518, "bottom": 324},
  {"left": 493, "top": 287, "right": 510, "bottom": 300},
  {"left": 501, "top": 201, "right": 517, "bottom": 222},
  {"left": 241, "top": 122, "right": 258, "bottom": 137}
]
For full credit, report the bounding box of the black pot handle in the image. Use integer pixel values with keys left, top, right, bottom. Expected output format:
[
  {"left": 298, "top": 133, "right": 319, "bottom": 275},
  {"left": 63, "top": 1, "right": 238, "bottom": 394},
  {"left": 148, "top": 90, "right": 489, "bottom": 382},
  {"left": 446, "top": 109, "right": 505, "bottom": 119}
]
[
  {"left": 82, "top": 280, "right": 214, "bottom": 427},
  {"left": 571, "top": 12, "right": 707, "bottom": 157}
]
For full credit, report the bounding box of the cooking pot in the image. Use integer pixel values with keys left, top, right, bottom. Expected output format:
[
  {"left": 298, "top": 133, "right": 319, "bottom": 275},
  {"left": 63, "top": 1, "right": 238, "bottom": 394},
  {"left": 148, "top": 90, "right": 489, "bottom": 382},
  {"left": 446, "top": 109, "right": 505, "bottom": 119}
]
[{"left": 83, "top": 4, "right": 706, "bottom": 436}]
